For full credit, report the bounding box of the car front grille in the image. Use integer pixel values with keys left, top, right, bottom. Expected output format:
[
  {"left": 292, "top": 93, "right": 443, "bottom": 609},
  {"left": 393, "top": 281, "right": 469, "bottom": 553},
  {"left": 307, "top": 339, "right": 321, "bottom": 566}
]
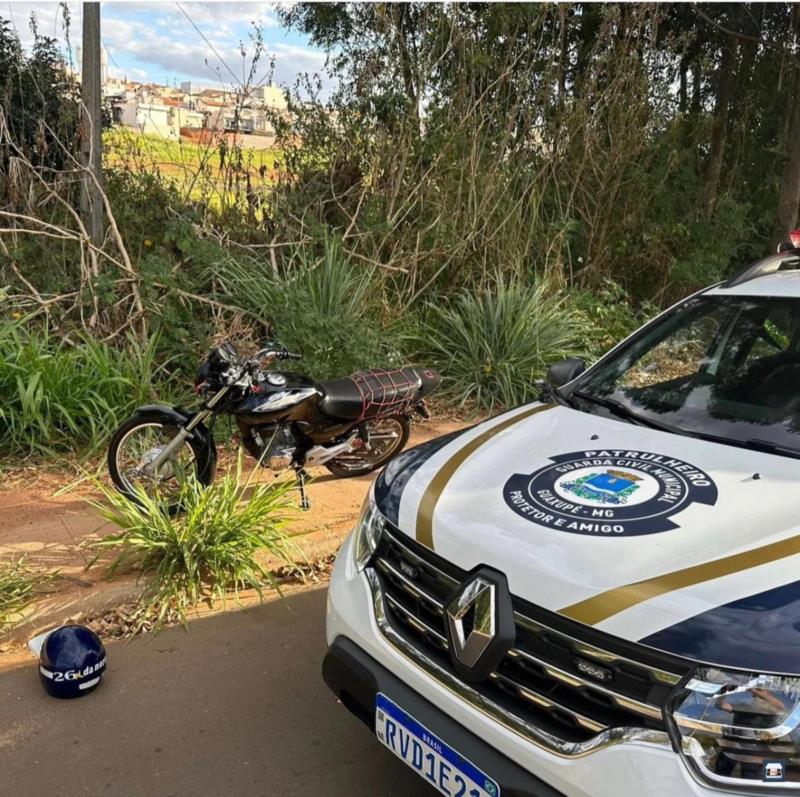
[{"left": 367, "top": 523, "right": 690, "bottom": 753}]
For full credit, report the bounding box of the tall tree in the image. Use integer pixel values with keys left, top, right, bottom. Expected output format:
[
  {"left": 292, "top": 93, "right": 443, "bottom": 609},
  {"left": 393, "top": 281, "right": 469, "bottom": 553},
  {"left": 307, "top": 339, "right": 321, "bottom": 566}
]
[
  {"left": 774, "top": 5, "right": 800, "bottom": 244},
  {"left": 704, "top": 33, "right": 737, "bottom": 217}
]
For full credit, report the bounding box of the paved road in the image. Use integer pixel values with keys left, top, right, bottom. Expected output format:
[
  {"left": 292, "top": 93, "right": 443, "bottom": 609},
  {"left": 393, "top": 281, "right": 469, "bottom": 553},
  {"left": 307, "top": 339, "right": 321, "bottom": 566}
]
[{"left": 0, "top": 587, "right": 438, "bottom": 796}]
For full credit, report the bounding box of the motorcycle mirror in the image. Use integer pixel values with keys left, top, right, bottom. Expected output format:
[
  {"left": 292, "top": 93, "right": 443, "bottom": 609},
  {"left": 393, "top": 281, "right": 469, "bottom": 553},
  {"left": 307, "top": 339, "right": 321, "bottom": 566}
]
[{"left": 547, "top": 357, "right": 586, "bottom": 388}]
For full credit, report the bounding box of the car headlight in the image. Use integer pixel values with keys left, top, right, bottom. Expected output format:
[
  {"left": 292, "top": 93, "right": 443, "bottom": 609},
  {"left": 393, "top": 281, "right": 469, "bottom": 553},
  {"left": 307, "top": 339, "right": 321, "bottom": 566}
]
[
  {"left": 666, "top": 666, "right": 800, "bottom": 790},
  {"left": 352, "top": 489, "right": 385, "bottom": 573}
]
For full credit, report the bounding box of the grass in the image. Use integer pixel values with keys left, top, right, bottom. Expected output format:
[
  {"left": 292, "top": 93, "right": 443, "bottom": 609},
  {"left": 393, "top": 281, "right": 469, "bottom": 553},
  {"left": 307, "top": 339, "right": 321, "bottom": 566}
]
[
  {"left": 415, "top": 276, "right": 586, "bottom": 413},
  {"left": 0, "top": 558, "right": 39, "bottom": 633},
  {"left": 88, "top": 455, "right": 298, "bottom": 628},
  {"left": 104, "top": 128, "right": 280, "bottom": 211},
  {"left": 214, "top": 235, "right": 389, "bottom": 379},
  {"left": 0, "top": 321, "right": 163, "bottom": 458}
]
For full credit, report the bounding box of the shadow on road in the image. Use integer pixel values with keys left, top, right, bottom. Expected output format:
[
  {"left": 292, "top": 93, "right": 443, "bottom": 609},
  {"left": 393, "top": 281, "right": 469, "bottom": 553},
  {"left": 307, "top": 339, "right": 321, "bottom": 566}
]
[{"left": 0, "top": 587, "right": 437, "bottom": 796}]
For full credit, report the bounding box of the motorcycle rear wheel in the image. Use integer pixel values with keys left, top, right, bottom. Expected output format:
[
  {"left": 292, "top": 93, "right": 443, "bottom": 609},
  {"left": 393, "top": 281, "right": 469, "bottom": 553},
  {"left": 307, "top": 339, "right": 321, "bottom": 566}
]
[
  {"left": 108, "top": 416, "right": 211, "bottom": 514},
  {"left": 324, "top": 415, "right": 410, "bottom": 478}
]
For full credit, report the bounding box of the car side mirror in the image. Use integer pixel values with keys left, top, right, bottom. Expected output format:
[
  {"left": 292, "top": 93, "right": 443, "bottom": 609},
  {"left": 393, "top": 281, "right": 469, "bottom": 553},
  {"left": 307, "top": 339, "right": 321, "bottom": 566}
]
[{"left": 547, "top": 357, "right": 586, "bottom": 388}]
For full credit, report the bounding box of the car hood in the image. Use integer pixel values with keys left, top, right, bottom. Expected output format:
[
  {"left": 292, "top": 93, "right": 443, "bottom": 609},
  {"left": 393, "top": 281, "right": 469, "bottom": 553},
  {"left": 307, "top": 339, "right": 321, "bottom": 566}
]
[{"left": 375, "top": 403, "right": 800, "bottom": 673}]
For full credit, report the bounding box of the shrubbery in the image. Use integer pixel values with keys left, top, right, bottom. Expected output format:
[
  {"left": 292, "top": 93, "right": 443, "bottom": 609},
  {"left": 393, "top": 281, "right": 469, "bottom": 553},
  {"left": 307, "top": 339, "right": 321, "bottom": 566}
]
[
  {"left": 413, "top": 278, "right": 586, "bottom": 412},
  {"left": 216, "top": 235, "right": 392, "bottom": 379},
  {"left": 573, "top": 281, "right": 660, "bottom": 359},
  {"left": 90, "top": 457, "right": 297, "bottom": 627},
  {"left": 0, "top": 320, "right": 164, "bottom": 457}
]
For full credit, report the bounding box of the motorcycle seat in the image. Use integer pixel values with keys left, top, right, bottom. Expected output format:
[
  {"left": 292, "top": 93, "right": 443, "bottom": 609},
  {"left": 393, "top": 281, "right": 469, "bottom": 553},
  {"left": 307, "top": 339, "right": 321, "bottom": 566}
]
[{"left": 319, "top": 367, "right": 440, "bottom": 420}]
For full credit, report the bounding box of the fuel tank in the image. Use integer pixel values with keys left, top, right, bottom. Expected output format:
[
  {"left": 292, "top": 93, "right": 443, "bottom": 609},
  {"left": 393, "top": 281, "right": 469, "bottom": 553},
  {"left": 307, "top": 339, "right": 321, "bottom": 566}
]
[{"left": 234, "top": 372, "right": 323, "bottom": 425}]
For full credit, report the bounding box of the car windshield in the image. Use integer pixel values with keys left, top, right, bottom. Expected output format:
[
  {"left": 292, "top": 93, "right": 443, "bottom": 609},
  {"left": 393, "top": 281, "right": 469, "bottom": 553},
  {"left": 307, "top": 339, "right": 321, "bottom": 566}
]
[{"left": 572, "top": 293, "right": 800, "bottom": 452}]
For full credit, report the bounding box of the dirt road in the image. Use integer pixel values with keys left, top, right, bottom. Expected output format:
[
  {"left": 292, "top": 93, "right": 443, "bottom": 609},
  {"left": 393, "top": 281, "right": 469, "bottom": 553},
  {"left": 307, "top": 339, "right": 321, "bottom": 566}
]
[
  {"left": 0, "top": 419, "right": 467, "bottom": 630},
  {"left": 0, "top": 586, "right": 438, "bottom": 796}
]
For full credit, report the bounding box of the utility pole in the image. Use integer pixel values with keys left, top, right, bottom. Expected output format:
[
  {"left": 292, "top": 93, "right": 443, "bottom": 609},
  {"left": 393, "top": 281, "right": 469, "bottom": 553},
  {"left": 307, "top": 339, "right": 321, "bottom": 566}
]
[{"left": 80, "top": 2, "right": 103, "bottom": 247}]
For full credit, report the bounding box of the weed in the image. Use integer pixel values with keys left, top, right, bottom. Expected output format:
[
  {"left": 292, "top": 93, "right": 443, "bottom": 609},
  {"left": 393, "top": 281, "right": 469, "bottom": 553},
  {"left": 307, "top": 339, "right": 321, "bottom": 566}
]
[
  {"left": 0, "top": 321, "right": 164, "bottom": 458},
  {"left": 215, "top": 234, "right": 390, "bottom": 378},
  {"left": 89, "top": 456, "right": 297, "bottom": 628},
  {"left": 0, "top": 558, "right": 39, "bottom": 632},
  {"left": 414, "top": 276, "right": 584, "bottom": 413}
]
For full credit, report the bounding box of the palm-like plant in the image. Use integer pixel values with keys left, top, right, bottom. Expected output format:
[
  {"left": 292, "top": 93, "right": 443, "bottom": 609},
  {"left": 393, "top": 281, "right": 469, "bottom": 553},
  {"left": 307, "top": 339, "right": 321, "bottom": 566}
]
[
  {"left": 417, "top": 276, "right": 584, "bottom": 412},
  {"left": 89, "top": 456, "right": 298, "bottom": 628}
]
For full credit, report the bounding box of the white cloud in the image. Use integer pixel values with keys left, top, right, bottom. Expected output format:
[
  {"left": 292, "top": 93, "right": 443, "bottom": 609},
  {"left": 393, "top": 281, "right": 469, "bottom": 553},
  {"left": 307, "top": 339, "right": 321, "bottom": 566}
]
[
  {"left": 175, "top": 2, "right": 279, "bottom": 29},
  {"left": 102, "top": 17, "right": 267, "bottom": 86},
  {"left": 1, "top": 3, "right": 77, "bottom": 50},
  {"left": 1, "top": 1, "right": 333, "bottom": 96},
  {"left": 270, "top": 41, "right": 326, "bottom": 86}
]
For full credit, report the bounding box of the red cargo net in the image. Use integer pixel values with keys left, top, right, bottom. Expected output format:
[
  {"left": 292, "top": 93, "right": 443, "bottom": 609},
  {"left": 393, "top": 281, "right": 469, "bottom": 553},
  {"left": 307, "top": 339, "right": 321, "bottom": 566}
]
[{"left": 351, "top": 369, "right": 421, "bottom": 421}]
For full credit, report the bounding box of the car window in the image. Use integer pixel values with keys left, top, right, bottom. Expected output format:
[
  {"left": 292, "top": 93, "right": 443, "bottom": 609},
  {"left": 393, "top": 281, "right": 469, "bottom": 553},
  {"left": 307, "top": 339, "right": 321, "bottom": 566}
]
[
  {"left": 619, "top": 312, "right": 724, "bottom": 389},
  {"left": 741, "top": 316, "right": 792, "bottom": 368},
  {"left": 574, "top": 295, "right": 800, "bottom": 450}
]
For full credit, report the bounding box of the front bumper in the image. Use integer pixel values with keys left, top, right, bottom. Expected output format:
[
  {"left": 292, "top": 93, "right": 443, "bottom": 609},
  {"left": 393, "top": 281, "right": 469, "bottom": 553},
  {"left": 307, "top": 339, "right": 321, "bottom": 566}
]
[
  {"left": 326, "top": 534, "right": 742, "bottom": 797},
  {"left": 324, "top": 635, "right": 563, "bottom": 796}
]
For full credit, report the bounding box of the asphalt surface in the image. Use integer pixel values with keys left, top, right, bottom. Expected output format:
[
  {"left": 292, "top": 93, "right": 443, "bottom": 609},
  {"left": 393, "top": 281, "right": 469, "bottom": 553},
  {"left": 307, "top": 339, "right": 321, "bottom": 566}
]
[{"left": 0, "top": 586, "right": 438, "bottom": 796}]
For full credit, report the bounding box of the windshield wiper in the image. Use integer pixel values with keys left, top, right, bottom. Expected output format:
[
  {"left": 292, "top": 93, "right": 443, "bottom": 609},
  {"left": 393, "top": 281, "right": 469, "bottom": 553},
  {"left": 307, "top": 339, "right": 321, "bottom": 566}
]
[
  {"left": 570, "top": 390, "right": 683, "bottom": 434},
  {"left": 549, "top": 384, "right": 578, "bottom": 409},
  {"left": 743, "top": 438, "right": 800, "bottom": 459}
]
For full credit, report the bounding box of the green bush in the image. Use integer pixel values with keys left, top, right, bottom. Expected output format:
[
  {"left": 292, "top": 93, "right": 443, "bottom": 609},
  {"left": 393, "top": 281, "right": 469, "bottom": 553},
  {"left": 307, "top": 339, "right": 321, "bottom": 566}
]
[
  {"left": 90, "top": 457, "right": 297, "bottom": 628},
  {"left": 216, "top": 235, "right": 392, "bottom": 379},
  {"left": 573, "top": 280, "right": 659, "bottom": 359},
  {"left": 0, "top": 321, "right": 163, "bottom": 458},
  {"left": 413, "top": 277, "right": 585, "bottom": 413}
]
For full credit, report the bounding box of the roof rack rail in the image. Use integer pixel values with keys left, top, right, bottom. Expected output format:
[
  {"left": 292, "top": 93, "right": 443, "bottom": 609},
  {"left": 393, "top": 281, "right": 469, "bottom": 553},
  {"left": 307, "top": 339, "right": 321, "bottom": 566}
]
[{"left": 722, "top": 250, "right": 800, "bottom": 289}]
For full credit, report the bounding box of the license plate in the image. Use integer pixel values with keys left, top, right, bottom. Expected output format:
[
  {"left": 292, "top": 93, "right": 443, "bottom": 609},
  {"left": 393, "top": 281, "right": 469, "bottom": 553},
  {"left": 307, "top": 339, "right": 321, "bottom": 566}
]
[{"left": 375, "top": 693, "right": 500, "bottom": 797}]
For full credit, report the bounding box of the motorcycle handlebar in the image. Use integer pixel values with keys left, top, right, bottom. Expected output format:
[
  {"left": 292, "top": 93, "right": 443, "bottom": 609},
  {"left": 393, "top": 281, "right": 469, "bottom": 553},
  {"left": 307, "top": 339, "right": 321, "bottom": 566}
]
[
  {"left": 252, "top": 346, "right": 302, "bottom": 362},
  {"left": 221, "top": 350, "right": 304, "bottom": 390}
]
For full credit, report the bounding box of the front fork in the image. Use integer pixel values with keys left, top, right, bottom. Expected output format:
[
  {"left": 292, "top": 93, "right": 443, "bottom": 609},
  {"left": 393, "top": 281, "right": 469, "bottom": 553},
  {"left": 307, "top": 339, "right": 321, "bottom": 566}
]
[{"left": 147, "top": 388, "right": 228, "bottom": 474}]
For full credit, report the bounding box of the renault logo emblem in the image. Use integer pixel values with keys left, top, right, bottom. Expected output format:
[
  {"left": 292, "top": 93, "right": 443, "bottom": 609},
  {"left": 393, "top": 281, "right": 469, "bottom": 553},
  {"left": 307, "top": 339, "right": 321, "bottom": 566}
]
[
  {"left": 444, "top": 569, "right": 515, "bottom": 684},
  {"left": 446, "top": 577, "right": 496, "bottom": 669}
]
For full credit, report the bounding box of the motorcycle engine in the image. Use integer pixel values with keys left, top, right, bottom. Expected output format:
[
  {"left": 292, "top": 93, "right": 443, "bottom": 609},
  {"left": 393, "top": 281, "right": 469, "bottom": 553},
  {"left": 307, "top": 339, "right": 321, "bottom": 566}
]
[{"left": 248, "top": 425, "right": 297, "bottom": 471}]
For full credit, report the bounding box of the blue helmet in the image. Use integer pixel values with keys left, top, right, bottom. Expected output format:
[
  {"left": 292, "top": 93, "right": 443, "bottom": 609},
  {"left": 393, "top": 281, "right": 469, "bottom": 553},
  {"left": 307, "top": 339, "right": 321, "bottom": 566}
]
[{"left": 38, "top": 625, "right": 107, "bottom": 699}]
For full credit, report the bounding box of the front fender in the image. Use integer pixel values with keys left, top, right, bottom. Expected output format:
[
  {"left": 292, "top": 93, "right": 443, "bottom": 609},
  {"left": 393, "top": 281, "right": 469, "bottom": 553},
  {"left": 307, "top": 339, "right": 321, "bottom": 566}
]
[{"left": 130, "top": 404, "right": 217, "bottom": 484}]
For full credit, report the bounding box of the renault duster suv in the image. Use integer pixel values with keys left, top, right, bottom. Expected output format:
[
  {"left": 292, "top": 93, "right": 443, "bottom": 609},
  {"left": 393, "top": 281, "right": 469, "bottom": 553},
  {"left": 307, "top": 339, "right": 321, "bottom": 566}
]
[{"left": 323, "top": 239, "right": 800, "bottom": 796}]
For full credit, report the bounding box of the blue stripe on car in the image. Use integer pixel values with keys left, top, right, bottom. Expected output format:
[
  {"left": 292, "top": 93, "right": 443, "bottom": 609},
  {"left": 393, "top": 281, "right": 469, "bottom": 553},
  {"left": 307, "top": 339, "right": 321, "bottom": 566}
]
[{"left": 639, "top": 580, "right": 800, "bottom": 674}]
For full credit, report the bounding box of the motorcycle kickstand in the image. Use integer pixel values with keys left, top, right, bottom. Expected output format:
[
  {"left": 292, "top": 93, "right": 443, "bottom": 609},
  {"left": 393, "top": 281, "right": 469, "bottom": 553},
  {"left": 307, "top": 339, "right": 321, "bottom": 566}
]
[{"left": 295, "top": 467, "right": 311, "bottom": 511}]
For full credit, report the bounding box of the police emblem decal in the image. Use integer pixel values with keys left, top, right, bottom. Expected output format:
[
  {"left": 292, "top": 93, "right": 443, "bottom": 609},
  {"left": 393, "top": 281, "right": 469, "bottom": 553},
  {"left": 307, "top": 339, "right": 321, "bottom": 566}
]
[{"left": 503, "top": 450, "right": 718, "bottom": 537}]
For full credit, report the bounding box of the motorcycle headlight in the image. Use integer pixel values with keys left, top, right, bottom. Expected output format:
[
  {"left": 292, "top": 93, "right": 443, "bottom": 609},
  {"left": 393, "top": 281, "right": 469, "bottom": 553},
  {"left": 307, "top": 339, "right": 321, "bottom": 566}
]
[
  {"left": 352, "top": 490, "right": 385, "bottom": 573},
  {"left": 666, "top": 666, "right": 800, "bottom": 790}
]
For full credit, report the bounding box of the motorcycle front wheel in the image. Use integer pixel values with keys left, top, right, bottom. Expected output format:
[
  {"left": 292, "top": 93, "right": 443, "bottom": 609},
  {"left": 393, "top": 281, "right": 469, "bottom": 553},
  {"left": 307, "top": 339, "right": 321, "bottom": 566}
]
[
  {"left": 324, "top": 415, "right": 410, "bottom": 478},
  {"left": 107, "top": 416, "right": 211, "bottom": 514}
]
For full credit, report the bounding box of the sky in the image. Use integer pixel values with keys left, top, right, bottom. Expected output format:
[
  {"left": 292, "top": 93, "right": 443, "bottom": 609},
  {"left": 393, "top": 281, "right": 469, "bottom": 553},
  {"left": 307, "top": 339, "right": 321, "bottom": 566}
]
[{"left": 1, "top": 2, "right": 330, "bottom": 93}]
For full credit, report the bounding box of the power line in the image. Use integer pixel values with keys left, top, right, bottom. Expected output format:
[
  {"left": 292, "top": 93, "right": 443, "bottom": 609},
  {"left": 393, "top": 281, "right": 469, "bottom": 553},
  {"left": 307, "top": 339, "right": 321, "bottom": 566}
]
[
  {"left": 175, "top": 2, "right": 240, "bottom": 86},
  {"left": 103, "top": 40, "right": 121, "bottom": 71}
]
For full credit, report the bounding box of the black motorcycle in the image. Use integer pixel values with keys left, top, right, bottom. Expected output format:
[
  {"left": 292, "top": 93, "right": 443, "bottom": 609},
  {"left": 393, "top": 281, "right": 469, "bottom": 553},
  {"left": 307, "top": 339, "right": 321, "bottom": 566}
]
[{"left": 107, "top": 341, "right": 440, "bottom": 511}]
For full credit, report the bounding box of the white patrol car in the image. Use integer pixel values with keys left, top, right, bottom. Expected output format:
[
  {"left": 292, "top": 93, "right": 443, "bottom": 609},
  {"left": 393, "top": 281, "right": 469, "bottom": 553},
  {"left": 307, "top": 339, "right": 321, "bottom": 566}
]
[{"left": 323, "top": 236, "right": 800, "bottom": 797}]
